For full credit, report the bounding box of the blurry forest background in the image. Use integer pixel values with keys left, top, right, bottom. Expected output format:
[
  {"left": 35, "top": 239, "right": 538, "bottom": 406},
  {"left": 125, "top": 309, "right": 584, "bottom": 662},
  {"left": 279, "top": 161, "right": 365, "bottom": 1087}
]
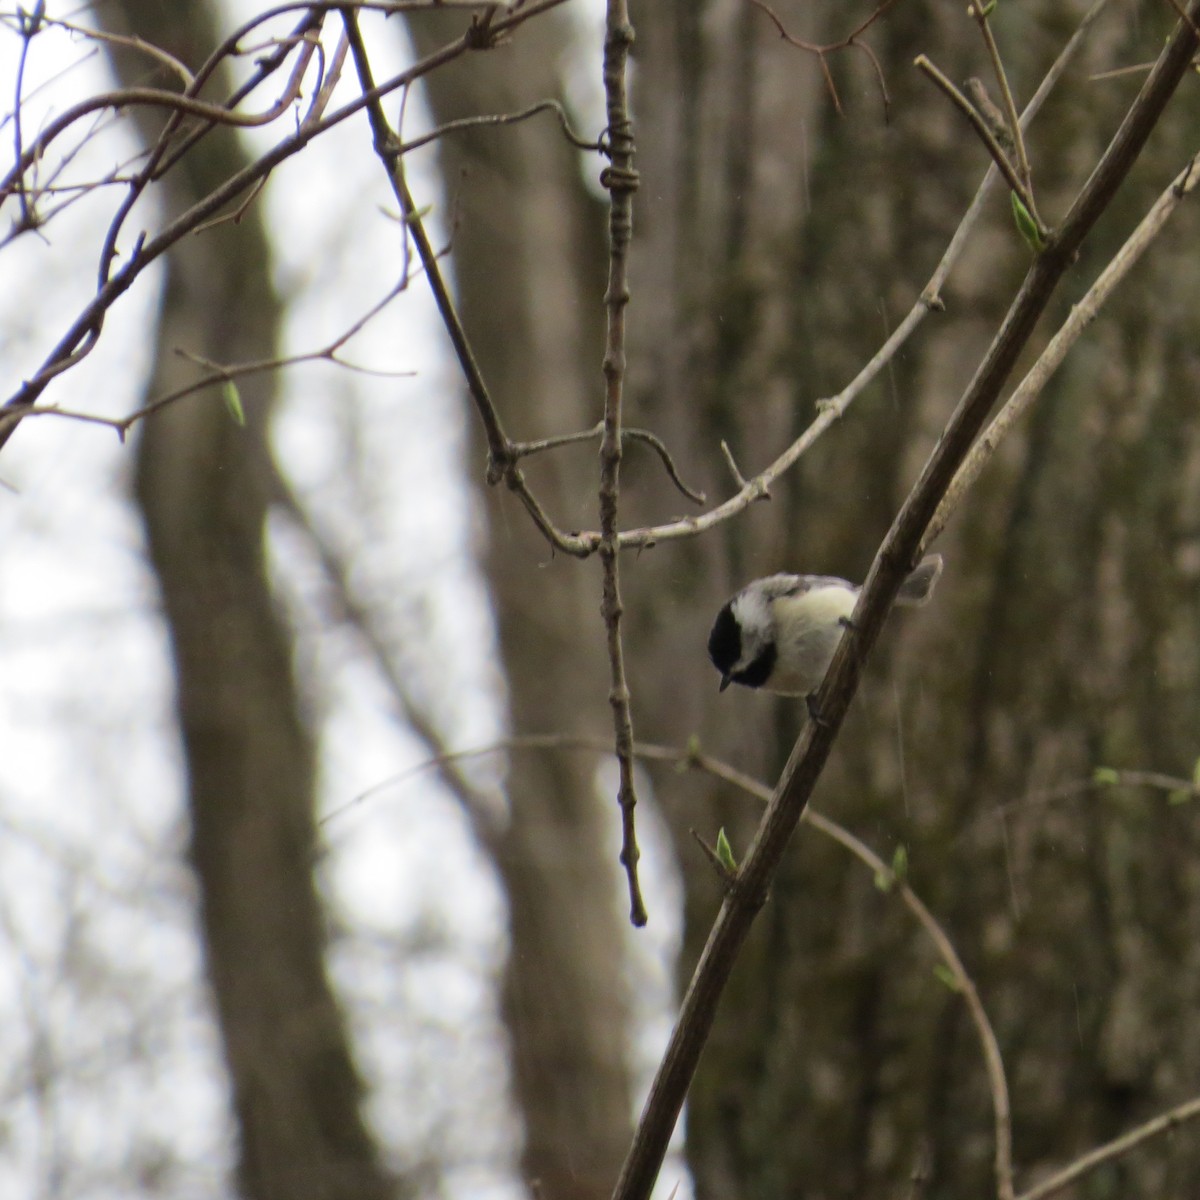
[{"left": 1, "top": 1, "right": 1199, "bottom": 1199}]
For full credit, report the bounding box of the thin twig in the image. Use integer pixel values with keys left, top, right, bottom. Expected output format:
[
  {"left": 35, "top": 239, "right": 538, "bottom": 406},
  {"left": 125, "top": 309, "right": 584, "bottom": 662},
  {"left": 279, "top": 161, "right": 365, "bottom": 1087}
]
[
  {"left": 914, "top": 54, "right": 1045, "bottom": 240},
  {"left": 11, "top": 0, "right": 45, "bottom": 230},
  {"left": 190, "top": 175, "right": 269, "bottom": 235},
  {"left": 746, "top": 0, "right": 902, "bottom": 115},
  {"left": 624, "top": 428, "right": 706, "bottom": 505},
  {"left": 1016, "top": 1095, "right": 1200, "bottom": 1200},
  {"left": 341, "top": 7, "right": 598, "bottom": 563},
  {"left": 49, "top": 17, "right": 196, "bottom": 86},
  {"left": 3, "top": 278, "right": 416, "bottom": 441},
  {"left": 300, "top": 29, "right": 350, "bottom": 130},
  {"left": 689, "top": 829, "right": 737, "bottom": 889},
  {"left": 598, "top": 0, "right": 647, "bottom": 927},
  {"left": 719, "top": 440, "right": 751, "bottom": 491},
  {"left": 391, "top": 98, "right": 600, "bottom": 157},
  {"left": 969, "top": 1, "right": 1038, "bottom": 221}
]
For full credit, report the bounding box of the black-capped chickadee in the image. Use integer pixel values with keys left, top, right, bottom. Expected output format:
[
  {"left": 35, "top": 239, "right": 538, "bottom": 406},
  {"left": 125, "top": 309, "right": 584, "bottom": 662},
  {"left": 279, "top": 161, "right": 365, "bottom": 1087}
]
[{"left": 708, "top": 555, "right": 943, "bottom": 697}]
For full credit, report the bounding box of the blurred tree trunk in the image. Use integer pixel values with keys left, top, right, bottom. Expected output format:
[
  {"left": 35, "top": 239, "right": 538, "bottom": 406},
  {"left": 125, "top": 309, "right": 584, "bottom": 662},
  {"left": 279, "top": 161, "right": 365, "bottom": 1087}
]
[
  {"left": 619, "top": 1, "right": 1200, "bottom": 1197},
  {"left": 100, "top": 5, "right": 396, "bottom": 1199},
  {"left": 404, "top": 10, "right": 635, "bottom": 1200}
]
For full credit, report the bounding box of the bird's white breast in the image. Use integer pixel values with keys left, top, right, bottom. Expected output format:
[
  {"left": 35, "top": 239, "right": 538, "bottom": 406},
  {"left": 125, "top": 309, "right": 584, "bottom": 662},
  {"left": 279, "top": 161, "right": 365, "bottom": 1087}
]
[{"left": 768, "top": 584, "right": 856, "bottom": 695}]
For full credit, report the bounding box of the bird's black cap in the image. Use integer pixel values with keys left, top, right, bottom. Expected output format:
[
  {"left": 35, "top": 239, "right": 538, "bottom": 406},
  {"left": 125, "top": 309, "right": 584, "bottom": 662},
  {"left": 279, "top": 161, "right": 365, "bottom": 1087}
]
[{"left": 708, "top": 604, "right": 741, "bottom": 687}]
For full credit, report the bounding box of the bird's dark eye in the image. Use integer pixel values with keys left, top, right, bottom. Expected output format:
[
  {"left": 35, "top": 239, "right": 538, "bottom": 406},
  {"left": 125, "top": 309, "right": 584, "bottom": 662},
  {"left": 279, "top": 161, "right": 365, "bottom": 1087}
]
[
  {"left": 707, "top": 605, "right": 741, "bottom": 675},
  {"left": 733, "top": 643, "right": 776, "bottom": 689}
]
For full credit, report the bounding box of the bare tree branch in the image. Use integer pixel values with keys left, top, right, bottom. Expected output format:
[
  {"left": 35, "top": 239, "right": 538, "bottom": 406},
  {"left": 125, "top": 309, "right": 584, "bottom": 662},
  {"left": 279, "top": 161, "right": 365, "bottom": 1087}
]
[{"left": 612, "top": 5, "right": 1200, "bottom": 1196}]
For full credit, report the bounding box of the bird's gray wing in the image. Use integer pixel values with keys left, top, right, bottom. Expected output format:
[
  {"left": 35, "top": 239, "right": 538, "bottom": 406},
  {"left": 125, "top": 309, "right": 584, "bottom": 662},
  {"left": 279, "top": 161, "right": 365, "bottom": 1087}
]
[{"left": 754, "top": 573, "right": 855, "bottom": 600}]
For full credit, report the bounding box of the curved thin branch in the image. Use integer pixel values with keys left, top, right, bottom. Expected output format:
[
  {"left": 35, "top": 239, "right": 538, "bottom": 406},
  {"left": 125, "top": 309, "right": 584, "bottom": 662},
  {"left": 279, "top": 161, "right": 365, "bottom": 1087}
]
[
  {"left": 1016, "top": 1096, "right": 1200, "bottom": 1200},
  {"left": 391, "top": 97, "right": 601, "bottom": 157},
  {"left": 969, "top": 1, "right": 1037, "bottom": 217},
  {"left": 512, "top": 422, "right": 705, "bottom": 506},
  {"left": 623, "top": 428, "right": 705, "bottom": 505},
  {"left": 321, "top": 729, "right": 1013, "bottom": 1196}
]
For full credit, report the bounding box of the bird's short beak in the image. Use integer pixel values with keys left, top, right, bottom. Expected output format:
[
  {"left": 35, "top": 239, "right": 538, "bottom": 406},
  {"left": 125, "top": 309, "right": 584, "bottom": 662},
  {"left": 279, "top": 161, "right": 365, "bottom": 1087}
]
[{"left": 719, "top": 674, "right": 731, "bottom": 693}]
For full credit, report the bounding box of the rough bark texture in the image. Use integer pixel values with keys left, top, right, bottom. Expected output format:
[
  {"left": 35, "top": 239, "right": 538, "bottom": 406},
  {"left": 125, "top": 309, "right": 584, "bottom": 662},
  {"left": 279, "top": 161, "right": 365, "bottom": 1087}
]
[
  {"left": 101, "top": 5, "right": 395, "bottom": 1198},
  {"left": 403, "top": 11, "right": 636, "bottom": 1199},
  {"left": 619, "top": 1, "right": 1200, "bottom": 1197}
]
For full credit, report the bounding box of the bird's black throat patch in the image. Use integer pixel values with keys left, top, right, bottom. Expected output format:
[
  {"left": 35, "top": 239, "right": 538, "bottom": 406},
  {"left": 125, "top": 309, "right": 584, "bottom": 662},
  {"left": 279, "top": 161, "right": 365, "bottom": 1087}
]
[{"left": 733, "top": 643, "right": 775, "bottom": 689}]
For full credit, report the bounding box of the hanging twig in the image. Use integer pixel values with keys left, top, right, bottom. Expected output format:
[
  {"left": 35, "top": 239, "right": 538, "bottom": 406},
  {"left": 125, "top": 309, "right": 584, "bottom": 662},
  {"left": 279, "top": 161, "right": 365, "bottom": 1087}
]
[{"left": 597, "top": 0, "right": 647, "bottom": 926}]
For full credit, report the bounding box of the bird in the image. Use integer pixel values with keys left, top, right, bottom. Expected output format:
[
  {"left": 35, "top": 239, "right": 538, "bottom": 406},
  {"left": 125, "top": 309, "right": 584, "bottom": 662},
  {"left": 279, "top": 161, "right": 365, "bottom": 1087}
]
[{"left": 707, "top": 554, "right": 943, "bottom": 702}]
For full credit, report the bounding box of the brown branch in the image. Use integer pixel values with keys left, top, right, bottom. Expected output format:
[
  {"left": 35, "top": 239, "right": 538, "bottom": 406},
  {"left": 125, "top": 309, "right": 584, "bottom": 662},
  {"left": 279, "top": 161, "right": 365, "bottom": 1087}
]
[
  {"left": 598, "top": 0, "right": 647, "bottom": 927},
  {"left": 689, "top": 829, "right": 738, "bottom": 890},
  {"left": 391, "top": 98, "right": 601, "bottom": 157},
  {"left": 623, "top": 428, "right": 706, "bottom": 505},
  {"left": 612, "top": 6, "right": 1200, "bottom": 1197},
  {"left": 3, "top": 62, "right": 315, "bottom": 194},
  {"left": 10, "top": 2, "right": 41, "bottom": 230},
  {"left": 300, "top": 29, "right": 351, "bottom": 130},
  {"left": 49, "top": 17, "right": 196, "bottom": 86}
]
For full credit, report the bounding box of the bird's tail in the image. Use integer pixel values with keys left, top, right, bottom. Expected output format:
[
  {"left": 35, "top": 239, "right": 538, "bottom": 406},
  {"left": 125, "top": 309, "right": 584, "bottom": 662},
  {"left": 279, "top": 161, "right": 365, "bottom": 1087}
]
[{"left": 896, "top": 554, "right": 944, "bottom": 606}]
